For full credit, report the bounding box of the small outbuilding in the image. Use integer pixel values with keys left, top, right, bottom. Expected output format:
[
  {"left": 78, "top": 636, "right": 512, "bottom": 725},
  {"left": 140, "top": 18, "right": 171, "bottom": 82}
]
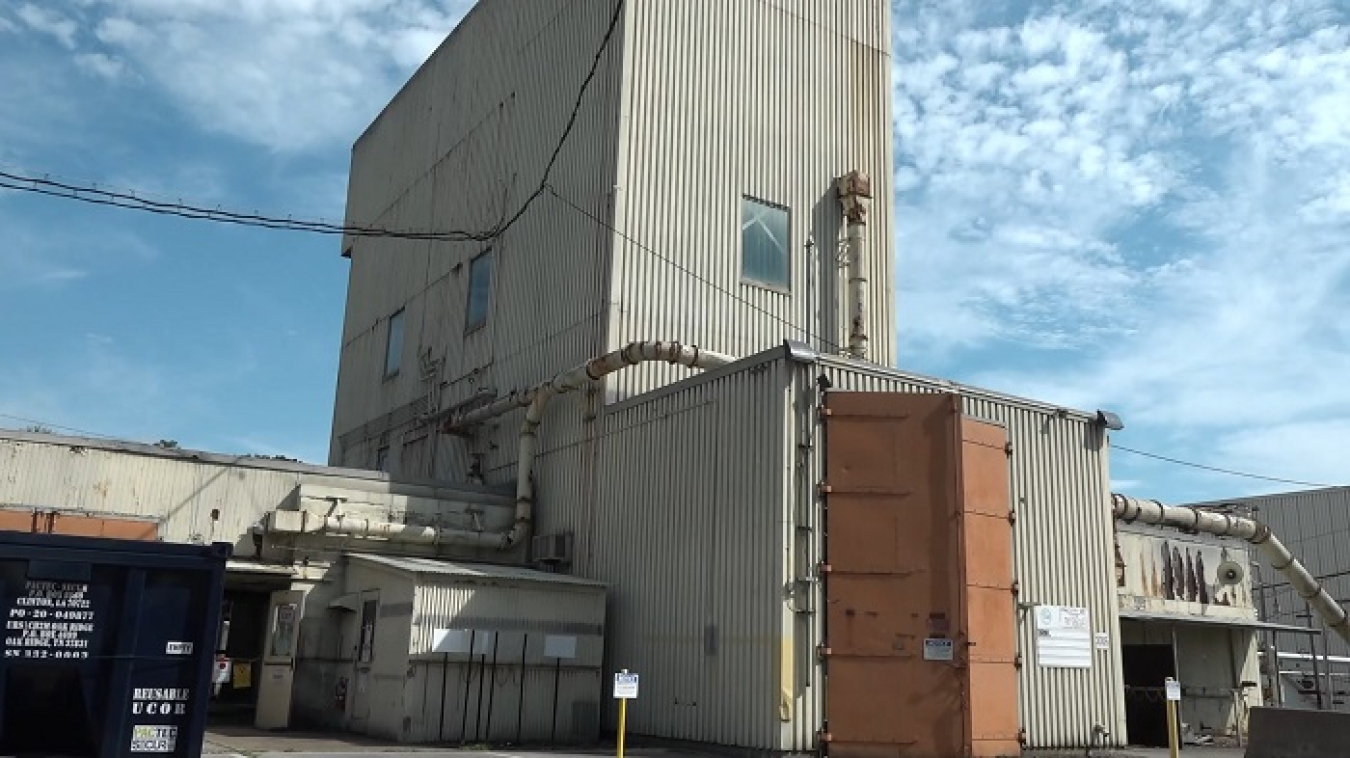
[{"left": 293, "top": 554, "right": 606, "bottom": 745}]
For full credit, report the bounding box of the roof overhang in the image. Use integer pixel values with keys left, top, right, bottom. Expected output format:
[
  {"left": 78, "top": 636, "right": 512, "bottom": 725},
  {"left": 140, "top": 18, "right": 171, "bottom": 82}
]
[{"left": 1119, "top": 609, "right": 1319, "bottom": 635}]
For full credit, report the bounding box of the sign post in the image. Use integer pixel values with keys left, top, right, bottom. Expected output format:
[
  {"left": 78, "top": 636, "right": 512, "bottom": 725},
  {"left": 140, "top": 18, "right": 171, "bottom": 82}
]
[
  {"left": 1164, "top": 677, "right": 1181, "bottom": 758},
  {"left": 613, "top": 669, "right": 639, "bottom": 758}
]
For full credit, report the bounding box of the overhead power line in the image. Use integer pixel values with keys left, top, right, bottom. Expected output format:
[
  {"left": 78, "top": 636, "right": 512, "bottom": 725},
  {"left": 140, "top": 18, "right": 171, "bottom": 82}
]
[
  {"left": 0, "top": 0, "right": 625, "bottom": 244},
  {"left": 1111, "top": 443, "right": 1340, "bottom": 489},
  {"left": 0, "top": 413, "right": 117, "bottom": 440}
]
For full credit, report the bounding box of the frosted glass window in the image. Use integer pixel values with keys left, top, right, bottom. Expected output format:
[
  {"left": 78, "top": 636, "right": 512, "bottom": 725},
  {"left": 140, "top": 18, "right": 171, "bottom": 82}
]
[
  {"left": 383, "top": 309, "right": 404, "bottom": 378},
  {"left": 741, "top": 197, "right": 790, "bottom": 289},
  {"left": 466, "top": 251, "right": 493, "bottom": 331}
]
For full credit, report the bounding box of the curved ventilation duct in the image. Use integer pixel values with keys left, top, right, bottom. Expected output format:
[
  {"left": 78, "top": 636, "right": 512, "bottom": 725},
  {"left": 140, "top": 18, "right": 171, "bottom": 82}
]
[
  {"left": 441, "top": 341, "right": 737, "bottom": 550},
  {"left": 1112, "top": 493, "right": 1350, "bottom": 643}
]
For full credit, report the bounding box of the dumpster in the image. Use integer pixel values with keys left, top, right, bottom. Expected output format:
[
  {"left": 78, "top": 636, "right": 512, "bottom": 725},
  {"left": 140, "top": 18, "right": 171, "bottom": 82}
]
[{"left": 0, "top": 531, "right": 231, "bottom": 758}]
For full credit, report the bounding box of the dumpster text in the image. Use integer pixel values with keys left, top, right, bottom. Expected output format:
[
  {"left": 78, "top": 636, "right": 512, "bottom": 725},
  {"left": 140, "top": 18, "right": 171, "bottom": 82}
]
[
  {"left": 131, "top": 724, "right": 178, "bottom": 752},
  {"left": 131, "top": 687, "right": 191, "bottom": 716},
  {"left": 3, "top": 580, "right": 96, "bottom": 660}
]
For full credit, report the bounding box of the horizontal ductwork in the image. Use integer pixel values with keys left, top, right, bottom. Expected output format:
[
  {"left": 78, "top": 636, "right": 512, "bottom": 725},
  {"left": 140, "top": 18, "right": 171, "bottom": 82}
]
[{"left": 1112, "top": 493, "right": 1350, "bottom": 643}]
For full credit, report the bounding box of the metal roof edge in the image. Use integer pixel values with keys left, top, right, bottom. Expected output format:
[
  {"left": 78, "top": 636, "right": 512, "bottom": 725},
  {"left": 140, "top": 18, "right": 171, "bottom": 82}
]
[
  {"left": 346, "top": 552, "right": 606, "bottom": 589},
  {"left": 0, "top": 430, "right": 511, "bottom": 502},
  {"left": 601, "top": 345, "right": 785, "bottom": 415},
  {"left": 811, "top": 354, "right": 1099, "bottom": 422}
]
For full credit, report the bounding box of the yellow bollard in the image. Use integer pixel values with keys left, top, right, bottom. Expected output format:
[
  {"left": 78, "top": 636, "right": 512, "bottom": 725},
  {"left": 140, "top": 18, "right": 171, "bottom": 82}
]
[{"left": 1165, "top": 677, "right": 1181, "bottom": 758}]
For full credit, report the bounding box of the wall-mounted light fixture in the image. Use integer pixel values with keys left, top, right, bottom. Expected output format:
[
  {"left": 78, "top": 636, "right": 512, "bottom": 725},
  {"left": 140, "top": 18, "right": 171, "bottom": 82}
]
[{"left": 1096, "top": 410, "right": 1125, "bottom": 431}]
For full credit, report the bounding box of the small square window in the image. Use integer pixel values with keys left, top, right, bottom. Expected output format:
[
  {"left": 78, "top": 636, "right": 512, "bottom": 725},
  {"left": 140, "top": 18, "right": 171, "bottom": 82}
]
[
  {"left": 466, "top": 251, "right": 493, "bottom": 331},
  {"left": 383, "top": 309, "right": 404, "bottom": 379},
  {"left": 741, "top": 197, "right": 790, "bottom": 290}
]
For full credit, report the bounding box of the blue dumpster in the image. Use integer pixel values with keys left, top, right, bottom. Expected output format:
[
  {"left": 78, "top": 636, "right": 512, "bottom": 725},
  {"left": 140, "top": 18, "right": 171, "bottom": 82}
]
[{"left": 0, "top": 531, "right": 230, "bottom": 757}]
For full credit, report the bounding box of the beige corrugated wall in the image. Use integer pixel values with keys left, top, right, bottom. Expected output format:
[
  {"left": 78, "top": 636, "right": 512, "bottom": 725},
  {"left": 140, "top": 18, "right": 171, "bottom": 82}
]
[
  {"left": 606, "top": 0, "right": 896, "bottom": 402},
  {"left": 332, "top": 0, "right": 626, "bottom": 473},
  {"left": 800, "top": 356, "right": 1128, "bottom": 750},
  {"left": 548, "top": 359, "right": 793, "bottom": 749}
]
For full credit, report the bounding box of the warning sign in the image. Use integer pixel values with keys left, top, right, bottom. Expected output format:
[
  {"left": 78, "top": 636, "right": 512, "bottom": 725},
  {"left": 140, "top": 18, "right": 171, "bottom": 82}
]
[{"left": 130, "top": 724, "right": 177, "bottom": 752}]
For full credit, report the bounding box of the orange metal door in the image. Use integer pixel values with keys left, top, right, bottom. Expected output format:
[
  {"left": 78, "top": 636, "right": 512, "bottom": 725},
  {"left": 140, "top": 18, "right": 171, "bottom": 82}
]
[
  {"left": 822, "top": 393, "right": 1020, "bottom": 758},
  {"left": 958, "top": 418, "right": 1020, "bottom": 756}
]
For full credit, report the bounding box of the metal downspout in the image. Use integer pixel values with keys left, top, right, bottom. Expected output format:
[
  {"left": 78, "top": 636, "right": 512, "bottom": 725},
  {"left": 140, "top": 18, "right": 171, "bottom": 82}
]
[
  {"left": 836, "top": 171, "right": 872, "bottom": 360},
  {"left": 442, "top": 341, "right": 736, "bottom": 550},
  {"left": 1110, "top": 494, "right": 1350, "bottom": 643}
]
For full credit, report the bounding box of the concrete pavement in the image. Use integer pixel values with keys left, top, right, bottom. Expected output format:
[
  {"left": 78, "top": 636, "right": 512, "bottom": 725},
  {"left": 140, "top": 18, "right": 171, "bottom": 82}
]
[{"left": 203, "top": 727, "right": 1250, "bottom": 758}]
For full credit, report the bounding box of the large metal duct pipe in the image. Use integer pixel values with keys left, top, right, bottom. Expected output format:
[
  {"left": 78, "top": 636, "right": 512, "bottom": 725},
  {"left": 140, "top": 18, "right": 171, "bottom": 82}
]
[
  {"left": 1112, "top": 493, "right": 1350, "bottom": 643},
  {"left": 836, "top": 171, "right": 873, "bottom": 360},
  {"left": 444, "top": 341, "right": 736, "bottom": 550},
  {"left": 266, "top": 511, "right": 506, "bottom": 548}
]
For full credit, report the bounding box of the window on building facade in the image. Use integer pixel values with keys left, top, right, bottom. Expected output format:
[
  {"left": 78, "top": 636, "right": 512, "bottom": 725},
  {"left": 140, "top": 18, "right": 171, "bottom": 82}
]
[
  {"left": 375, "top": 445, "right": 390, "bottom": 473},
  {"left": 466, "top": 250, "right": 493, "bottom": 331},
  {"left": 741, "top": 197, "right": 790, "bottom": 290},
  {"left": 383, "top": 309, "right": 404, "bottom": 378}
]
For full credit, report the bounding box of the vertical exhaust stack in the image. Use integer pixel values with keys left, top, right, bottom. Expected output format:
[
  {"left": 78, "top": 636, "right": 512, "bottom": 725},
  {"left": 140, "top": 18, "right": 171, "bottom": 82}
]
[{"left": 837, "top": 171, "right": 873, "bottom": 360}]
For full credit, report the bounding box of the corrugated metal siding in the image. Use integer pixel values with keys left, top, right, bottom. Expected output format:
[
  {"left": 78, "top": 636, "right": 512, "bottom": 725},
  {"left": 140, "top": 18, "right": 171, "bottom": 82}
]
[
  {"left": 333, "top": 0, "right": 625, "bottom": 473},
  {"left": 402, "top": 660, "right": 603, "bottom": 743},
  {"left": 406, "top": 576, "right": 606, "bottom": 743},
  {"left": 798, "top": 357, "right": 1126, "bottom": 750},
  {"left": 0, "top": 435, "right": 512, "bottom": 556},
  {"left": 607, "top": 0, "right": 895, "bottom": 403},
  {"left": 0, "top": 436, "right": 302, "bottom": 548},
  {"left": 545, "top": 359, "right": 791, "bottom": 749},
  {"left": 1187, "top": 487, "right": 1350, "bottom": 664}
]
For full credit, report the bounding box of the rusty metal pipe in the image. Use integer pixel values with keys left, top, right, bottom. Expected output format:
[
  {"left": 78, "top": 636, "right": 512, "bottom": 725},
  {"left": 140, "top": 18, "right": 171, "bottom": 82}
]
[
  {"left": 1111, "top": 493, "right": 1350, "bottom": 643},
  {"left": 443, "top": 341, "right": 736, "bottom": 550},
  {"left": 836, "top": 171, "right": 872, "bottom": 360}
]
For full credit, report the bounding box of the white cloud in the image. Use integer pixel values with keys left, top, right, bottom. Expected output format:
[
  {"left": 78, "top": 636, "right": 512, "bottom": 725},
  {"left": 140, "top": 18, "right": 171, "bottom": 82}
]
[
  {"left": 16, "top": 4, "right": 78, "bottom": 48},
  {"left": 894, "top": 0, "right": 1350, "bottom": 499},
  {"left": 74, "top": 52, "right": 129, "bottom": 81},
  {"left": 77, "top": 0, "right": 478, "bottom": 152}
]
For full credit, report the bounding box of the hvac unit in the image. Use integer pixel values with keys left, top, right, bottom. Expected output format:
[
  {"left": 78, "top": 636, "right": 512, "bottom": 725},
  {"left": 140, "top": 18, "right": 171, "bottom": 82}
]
[{"left": 532, "top": 533, "right": 574, "bottom": 566}]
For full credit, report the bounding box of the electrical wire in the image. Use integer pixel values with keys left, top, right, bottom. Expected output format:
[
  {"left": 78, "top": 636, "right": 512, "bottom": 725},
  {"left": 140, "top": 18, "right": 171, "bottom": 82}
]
[
  {"left": 0, "top": 0, "right": 626, "bottom": 245},
  {"left": 1111, "top": 443, "right": 1340, "bottom": 488},
  {"left": 0, "top": 413, "right": 118, "bottom": 440}
]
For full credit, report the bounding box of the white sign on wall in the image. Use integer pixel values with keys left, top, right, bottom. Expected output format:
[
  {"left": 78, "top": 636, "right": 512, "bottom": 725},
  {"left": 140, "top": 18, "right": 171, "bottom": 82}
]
[
  {"left": 1035, "top": 605, "right": 1092, "bottom": 669},
  {"left": 923, "top": 638, "right": 954, "bottom": 661}
]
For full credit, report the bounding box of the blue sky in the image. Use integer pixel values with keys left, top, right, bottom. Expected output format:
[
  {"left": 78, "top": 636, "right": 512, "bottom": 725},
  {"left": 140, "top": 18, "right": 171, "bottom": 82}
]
[{"left": 2, "top": 0, "right": 1348, "bottom": 504}]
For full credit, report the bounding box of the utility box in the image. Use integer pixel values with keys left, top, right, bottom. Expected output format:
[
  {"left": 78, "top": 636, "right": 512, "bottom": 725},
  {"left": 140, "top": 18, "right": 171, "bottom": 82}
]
[{"left": 0, "top": 531, "right": 230, "bottom": 757}]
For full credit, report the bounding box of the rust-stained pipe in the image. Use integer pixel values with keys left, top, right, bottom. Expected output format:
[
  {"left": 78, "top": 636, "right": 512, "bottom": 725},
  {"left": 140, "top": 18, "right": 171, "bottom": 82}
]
[
  {"left": 443, "top": 341, "right": 736, "bottom": 550},
  {"left": 836, "top": 171, "right": 872, "bottom": 360},
  {"left": 1111, "top": 493, "right": 1350, "bottom": 643}
]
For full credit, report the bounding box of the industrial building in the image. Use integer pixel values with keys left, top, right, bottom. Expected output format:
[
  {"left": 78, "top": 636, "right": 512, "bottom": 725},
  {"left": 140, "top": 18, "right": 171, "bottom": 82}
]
[
  {"left": 322, "top": 1, "right": 1123, "bottom": 751},
  {"left": 1186, "top": 487, "right": 1350, "bottom": 712},
  {"left": 5, "top": 0, "right": 1346, "bottom": 755}
]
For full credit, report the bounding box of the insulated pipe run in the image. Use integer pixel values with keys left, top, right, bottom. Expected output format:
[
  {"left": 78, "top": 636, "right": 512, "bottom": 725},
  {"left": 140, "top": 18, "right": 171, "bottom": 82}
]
[
  {"left": 837, "top": 171, "right": 873, "bottom": 360},
  {"left": 272, "top": 513, "right": 504, "bottom": 549},
  {"left": 1111, "top": 493, "right": 1350, "bottom": 643},
  {"left": 443, "top": 341, "right": 736, "bottom": 550}
]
